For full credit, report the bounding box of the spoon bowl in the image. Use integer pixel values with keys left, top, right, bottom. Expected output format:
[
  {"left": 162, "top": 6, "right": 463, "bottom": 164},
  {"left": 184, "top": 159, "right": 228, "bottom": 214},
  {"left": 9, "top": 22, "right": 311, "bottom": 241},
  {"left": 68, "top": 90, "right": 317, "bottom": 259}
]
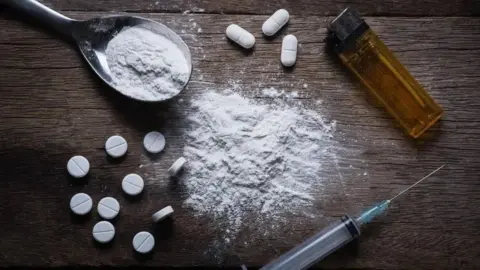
[{"left": 5, "top": 0, "right": 192, "bottom": 102}]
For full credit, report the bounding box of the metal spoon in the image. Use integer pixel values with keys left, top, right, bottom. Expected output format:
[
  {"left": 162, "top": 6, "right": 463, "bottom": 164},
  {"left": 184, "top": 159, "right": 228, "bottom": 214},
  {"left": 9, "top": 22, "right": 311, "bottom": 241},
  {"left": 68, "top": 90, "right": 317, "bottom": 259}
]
[{"left": 4, "top": 0, "right": 192, "bottom": 102}]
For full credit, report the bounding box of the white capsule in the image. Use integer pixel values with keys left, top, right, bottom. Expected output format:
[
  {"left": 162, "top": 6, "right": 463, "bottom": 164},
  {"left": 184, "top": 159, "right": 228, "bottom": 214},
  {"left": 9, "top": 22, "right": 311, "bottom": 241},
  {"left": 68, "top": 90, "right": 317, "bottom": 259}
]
[
  {"left": 122, "top": 173, "right": 144, "bottom": 196},
  {"left": 168, "top": 157, "right": 186, "bottom": 177},
  {"left": 281, "top": 34, "right": 298, "bottom": 67},
  {"left": 226, "top": 24, "right": 255, "bottom": 49},
  {"left": 152, "top": 206, "right": 174, "bottom": 223},
  {"left": 97, "top": 197, "right": 120, "bottom": 220},
  {"left": 143, "top": 131, "right": 166, "bottom": 154},
  {"left": 262, "top": 9, "right": 289, "bottom": 36},
  {"left": 70, "top": 193, "right": 93, "bottom": 215},
  {"left": 67, "top": 155, "right": 90, "bottom": 178},
  {"left": 92, "top": 221, "right": 115, "bottom": 244},
  {"left": 133, "top": 231, "right": 155, "bottom": 254},
  {"left": 105, "top": 135, "right": 128, "bottom": 158}
]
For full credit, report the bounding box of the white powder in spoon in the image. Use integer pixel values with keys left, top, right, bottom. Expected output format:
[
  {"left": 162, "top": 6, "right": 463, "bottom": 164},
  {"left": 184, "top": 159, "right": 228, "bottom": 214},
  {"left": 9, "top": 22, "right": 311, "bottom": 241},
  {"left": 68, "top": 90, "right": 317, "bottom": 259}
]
[{"left": 106, "top": 27, "right": 190, "bottom": 101}]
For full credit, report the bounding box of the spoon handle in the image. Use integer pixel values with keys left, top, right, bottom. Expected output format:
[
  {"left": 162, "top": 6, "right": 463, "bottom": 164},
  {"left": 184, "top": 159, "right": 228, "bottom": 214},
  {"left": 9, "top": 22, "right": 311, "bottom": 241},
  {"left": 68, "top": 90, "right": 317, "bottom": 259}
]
[{"left": 4, "top": 0, "right": 76, "bottom": 38}]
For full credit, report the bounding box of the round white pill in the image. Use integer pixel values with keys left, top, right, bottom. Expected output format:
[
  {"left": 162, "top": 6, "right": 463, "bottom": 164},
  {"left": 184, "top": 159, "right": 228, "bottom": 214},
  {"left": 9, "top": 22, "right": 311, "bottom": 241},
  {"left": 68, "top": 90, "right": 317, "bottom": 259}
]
[
  {"left": 143, "top": 131, "right": 166, "bottom": 154},
  {"left": 67, "top": 155, "right": 90, "bottom": 178},
  {"left": 226, "top": 24, "right": 255, "bottom": 49},
  {"left": 152, "top": 206, "right": 174, "bottom": 223},
  {"left": 122, "top": 173, "right": 144, "bottom": 196},
  {"left": 70, "top": 193, "right": 93, "bottom": 215},
  {"left": 92, "top": 221, "right": 115, "bottom": 243},
  {"left": 168, "top": 157, "right": 186, "bottom": 177},
  {"left": 97, "top": 197, "right": 120, "bottom": 219},
  {"left": 133, "top": 231, "right": 155, "bottom": 254},
  {"left": 281, "top": 34, "right": 298, "bottom": 67},
  {"left": 262, "top": 9, "right": 290, "bottom": 36},
  {"left": 105, "top": 135, "right": 128, "bottom": 158}
]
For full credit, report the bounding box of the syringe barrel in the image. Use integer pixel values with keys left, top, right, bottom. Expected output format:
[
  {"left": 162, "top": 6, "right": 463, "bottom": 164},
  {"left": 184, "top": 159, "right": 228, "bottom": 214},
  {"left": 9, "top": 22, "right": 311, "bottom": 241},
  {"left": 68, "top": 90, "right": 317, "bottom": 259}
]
[{"left": 260, "top": 216, "right": 361, "bottom": 270}]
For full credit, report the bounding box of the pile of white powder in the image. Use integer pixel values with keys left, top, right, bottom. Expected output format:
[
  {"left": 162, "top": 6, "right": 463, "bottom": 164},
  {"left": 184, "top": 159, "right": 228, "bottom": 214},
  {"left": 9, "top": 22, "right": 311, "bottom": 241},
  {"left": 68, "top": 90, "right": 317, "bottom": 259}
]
[
  {"left": 182, "top": 88, "right": 338, "bottom": 234},
  {"left": 106, "top": 27, "right": 190, "bottom": 101}
]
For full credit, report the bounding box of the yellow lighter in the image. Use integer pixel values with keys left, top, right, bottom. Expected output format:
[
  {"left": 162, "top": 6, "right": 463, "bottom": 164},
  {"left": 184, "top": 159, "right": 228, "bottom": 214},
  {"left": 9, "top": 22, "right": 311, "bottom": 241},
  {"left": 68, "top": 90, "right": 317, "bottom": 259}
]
[{"left": 327, "top": 8, "right": 443, "bottom": 138}]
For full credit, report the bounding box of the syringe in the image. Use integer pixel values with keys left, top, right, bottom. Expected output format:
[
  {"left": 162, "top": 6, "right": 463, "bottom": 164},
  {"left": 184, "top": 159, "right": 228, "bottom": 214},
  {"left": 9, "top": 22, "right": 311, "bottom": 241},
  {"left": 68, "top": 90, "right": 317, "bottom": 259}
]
[{"left": 260, "top": 165, "right": 444, "bottom": 270}]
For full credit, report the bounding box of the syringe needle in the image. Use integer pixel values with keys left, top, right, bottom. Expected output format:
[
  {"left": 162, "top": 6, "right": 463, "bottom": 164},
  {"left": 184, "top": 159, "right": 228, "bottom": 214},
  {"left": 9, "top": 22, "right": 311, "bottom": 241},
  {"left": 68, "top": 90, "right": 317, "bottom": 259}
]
[
  {"left": 388, "top": 165, "right": 445, "bottom": 202},
  {"left": 356, "top": 164, "right": 445, "bottom": 226}
]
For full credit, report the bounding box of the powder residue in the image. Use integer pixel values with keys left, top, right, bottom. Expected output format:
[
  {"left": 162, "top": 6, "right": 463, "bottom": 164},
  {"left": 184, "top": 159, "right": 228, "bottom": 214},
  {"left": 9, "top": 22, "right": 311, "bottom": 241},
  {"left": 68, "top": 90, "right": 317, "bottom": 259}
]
[
  {"left": 262, "top": 87, "right": 298, "bottom": 98},
  {"left": 106, "top": 27, "right": 190, "bottom": 101},
  {"left": 182, "top": 88, "right": 338, "bottom": 234}
]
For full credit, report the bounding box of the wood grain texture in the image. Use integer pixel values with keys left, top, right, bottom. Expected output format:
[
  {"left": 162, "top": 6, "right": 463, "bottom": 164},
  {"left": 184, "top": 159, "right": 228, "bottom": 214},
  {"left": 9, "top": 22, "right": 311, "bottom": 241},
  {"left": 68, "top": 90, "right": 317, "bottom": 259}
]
[
  {"left": 0, "top": 7, "right": 480, "bottom": 270},
  {"left": 35, "top": 0, "right": 480, "bottom": 16}
]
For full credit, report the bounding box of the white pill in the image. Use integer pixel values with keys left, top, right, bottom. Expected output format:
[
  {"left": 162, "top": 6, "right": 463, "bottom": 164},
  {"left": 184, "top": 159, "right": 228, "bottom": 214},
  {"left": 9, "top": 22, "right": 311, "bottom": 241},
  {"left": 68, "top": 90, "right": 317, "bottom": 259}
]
[
  {"left": 226, "top": 24, "right": 255, "bottom": 49},
  {"left": 143, "top": 131, "right": 166, "bottom": 154},
  {"left": 122, "top": 173, "right": 144, "bottom": 196},
  {"left": 70, "top": 193, "right": 93, "bottom": 215},
  {"left": 168, "top": 157, "right": 186, "bottom": 177},
  {"left": 97, "top": 197, "right": 120, "bottom": 219},
  {"left": 105, "top": 135, "right": 128, "bottom": 158},
  {"left": 152, "top": 206, "right": 174, "bottom": 223},
  {"left": 67, "top": 155, "right": 90, "bottom": 178},
  {"left": 92, "top": 221, "right": 115, "bottom": 243},
  {"left": 281, "top": 34, "right": 298, "bottom": 67},
  {"left": 262, "top": 9, "right": 290, "bottom": 36},
  {"left": 133, "top": 231, "right": 155, "bottom": 254}
]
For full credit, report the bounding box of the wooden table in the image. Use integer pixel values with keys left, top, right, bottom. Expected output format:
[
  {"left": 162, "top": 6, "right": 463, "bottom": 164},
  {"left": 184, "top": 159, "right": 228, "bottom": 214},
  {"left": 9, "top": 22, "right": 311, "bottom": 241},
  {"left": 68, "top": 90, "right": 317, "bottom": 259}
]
[{"left": 1, "top": 1, "right": 479, "bottom": 269}]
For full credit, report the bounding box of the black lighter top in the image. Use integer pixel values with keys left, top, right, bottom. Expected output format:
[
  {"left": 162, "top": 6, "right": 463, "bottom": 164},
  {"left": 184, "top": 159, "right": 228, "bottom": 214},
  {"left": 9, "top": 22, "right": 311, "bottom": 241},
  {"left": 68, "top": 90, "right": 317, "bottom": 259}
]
[{"left": 327, "top": 8, "right": 369, "bottom": 53}]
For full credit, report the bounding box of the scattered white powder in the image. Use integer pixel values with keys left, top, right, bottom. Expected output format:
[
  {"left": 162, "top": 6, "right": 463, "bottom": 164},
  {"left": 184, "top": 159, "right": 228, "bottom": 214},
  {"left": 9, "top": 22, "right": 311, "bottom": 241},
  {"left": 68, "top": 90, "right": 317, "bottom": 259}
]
[
  {"left": 182, "top": 88, "right": 338, "bottom": 235},
  {"left": 262, "top": 87, "right": 298, "bottom": 98},
  {"left": 106, "top": 27, "right": 190, "bottom": 101}
]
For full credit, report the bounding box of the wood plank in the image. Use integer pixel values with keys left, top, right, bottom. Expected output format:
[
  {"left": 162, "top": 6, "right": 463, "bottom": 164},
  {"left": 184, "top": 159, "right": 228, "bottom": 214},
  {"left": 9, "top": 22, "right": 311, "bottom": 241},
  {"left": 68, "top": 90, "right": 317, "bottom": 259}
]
[
  {"left": 0, "top": 12, "right": 479, "bottom": 269},
  {"left": 21, "top": 0, "right": 480, "bottom": 16}
]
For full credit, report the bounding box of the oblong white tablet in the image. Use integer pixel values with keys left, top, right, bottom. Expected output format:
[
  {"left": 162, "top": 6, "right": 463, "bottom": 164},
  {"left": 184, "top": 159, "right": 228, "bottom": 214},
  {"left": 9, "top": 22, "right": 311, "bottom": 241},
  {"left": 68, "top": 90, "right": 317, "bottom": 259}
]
[
  {"left": 262, "top": 9, "right": 290, "bottom": 36},
  {"left": 281, "top": 34, "right": 298, "bottom": 67},
  {"left": 133, "top": 231, "right": 155, "bottom": 254},
  {"left": 226, "top": 24, "right": 255, "bottom": 49},
  {"left": 143, "top": 131, "right": 166, "bottom": 154},
  {"left": 122, "top": 173, "right": 144, "bottom": 196},
  {"left": 97, "top": 197, "right": 120, "bottom": 219},
  {"left": 67, "top": 155, "right": 90, "bottom": 178},
  {"left": 70, "top": 193, "right": 93, "bottom": 215},
  {"left": 92, "top": 221, "right": 115, "bottom": 243},
  {"left": 168, "top": 157, "right": 186, "bottom": 177},
  {"left": 152, "top": 206, "right": 174, "bottom": 223},
  {"left": 105, "top": 135, "right": 128, "bottom": 158}
]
